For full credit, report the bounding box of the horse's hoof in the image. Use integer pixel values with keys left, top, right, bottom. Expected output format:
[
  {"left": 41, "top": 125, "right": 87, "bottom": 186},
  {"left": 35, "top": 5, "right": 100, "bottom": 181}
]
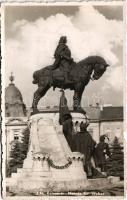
[
  {"left": 31, "top": 107, "right": 39, "bottom": 114},
  {"left": 34, "top": 109, "right": 39, "bottom": 113},
  {"left": 73, "top": 107, "right": 86, "bottom": 114}
]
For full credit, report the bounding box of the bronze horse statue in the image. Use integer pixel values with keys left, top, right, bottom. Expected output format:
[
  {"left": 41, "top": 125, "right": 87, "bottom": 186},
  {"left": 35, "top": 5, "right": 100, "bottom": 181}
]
[{"left": 32, "top": 56, "right": 109, "bottom": 112}]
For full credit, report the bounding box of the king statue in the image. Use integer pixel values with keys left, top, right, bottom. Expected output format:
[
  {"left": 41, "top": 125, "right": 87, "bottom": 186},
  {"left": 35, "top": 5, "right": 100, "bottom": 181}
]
[{"left": 52, "top": 36, "right": 75, "bottom": 83}]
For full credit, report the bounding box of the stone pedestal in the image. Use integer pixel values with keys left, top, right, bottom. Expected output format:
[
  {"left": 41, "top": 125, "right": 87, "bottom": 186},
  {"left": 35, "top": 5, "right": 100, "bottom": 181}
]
[{"left": 8, "top": 112, "right": 89, "bottom": 193}]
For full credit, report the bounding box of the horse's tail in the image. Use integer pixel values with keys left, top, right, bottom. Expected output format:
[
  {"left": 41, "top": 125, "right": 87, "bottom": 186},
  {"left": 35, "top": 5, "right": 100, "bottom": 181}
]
[{"left": 32, "top": 67, "right": 51, "bottom": 85}]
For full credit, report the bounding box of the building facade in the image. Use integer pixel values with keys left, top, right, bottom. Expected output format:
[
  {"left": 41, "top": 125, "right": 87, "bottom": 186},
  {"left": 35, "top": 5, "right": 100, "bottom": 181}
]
[
  {"left": 99, "top": 107, "right": 123, "bottom": 144},
  {"left": 84, "top": 106, "right": 123, "bottom": 144},
  {"left": 5, "top": 74, "right": 27, "bottom": 160},
  {"left": 5, "top": 117, "right": 28, "bottom": 160}
]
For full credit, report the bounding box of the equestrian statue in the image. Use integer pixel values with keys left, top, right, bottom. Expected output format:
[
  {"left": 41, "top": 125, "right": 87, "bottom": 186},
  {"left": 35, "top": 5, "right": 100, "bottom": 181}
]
[{"left": 32, "top": 36, "right": 109, "bottom": 112}]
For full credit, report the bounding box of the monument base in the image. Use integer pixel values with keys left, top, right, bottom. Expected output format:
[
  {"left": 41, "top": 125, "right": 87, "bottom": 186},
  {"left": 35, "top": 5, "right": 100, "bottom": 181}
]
[
  {"left": 8, "top": 151, "right": 88, "bottom": 192},
  {"left": 7, "top": 112, "right": 90, "bottom": 193}
]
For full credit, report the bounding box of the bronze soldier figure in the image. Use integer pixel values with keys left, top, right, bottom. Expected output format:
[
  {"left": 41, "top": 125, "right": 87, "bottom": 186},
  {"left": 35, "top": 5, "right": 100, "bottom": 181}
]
[
  {"left": 72, "top": 121, "right": 96, "bottom": 178},
  {"left": 59, "top": 89, "right": 74, "bottom": 148},
  {"left": 59, "top": 89, "right": 70, "bottom": 125},
  {"left": 94, "top": 135, "right": 110, "bottom": 174},
  {"left": 52, "top": 36, "right": 74, "bottom": 83}
]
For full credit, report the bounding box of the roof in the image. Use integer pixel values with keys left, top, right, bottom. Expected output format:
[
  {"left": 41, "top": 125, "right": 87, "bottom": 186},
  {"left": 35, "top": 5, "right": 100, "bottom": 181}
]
[
  {"left": 5, "top": 82, "right": 26, "bottom": 117},
  {"left": 83, "top": 107, "right": 100, "bottom": 121},
  {"left": 35, "top": 107, "right": 100, "bottom": 121},
  {"left": 37, "top": 106, "right": 123, "bottom": 122},
  {"left": 100, "top": 106, "right": 123, "bottom": 121},
  {"left": 5, "top": 83, "right": 23, "bottom": 104}
]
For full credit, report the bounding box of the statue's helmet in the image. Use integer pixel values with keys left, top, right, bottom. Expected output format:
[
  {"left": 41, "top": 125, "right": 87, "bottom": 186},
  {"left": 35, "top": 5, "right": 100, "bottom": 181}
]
[{"left": 59, "top": 36, "right": 67, "bottom": 44}]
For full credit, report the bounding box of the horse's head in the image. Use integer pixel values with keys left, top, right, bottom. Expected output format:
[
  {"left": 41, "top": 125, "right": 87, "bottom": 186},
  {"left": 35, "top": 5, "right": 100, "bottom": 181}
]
[
  {"left": 92, "top": 62, "right": 109, "bottom": 80},
  {"left": 86, "top": 56, "right": 109, "bottom": 80},
  {"left": 78, "top": 56, "right": 109, "bottom": 81}
]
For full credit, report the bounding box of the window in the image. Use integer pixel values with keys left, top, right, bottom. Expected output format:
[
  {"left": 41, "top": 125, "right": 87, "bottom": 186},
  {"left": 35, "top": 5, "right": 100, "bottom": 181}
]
[
  {"left": 6, "top": 112, "right": 10, "bottom": 117},
  {"left": 14, "top": 136, "right": 19, "bottom": 140},
  {"left": 14, "top": 134, "right": 19, "bottom": 141}
]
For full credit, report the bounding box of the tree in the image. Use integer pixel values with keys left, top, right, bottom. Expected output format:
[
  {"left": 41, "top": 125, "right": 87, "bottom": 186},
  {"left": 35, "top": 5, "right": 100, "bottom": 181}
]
[
  {"left": 20, "top": 127, "right": 30, "bottom": 161},
  {"left": 6, "top": 127, "right": 30, "bottom": 177},
  {"left": 107, "top": 137, "right": 124, "bottom": 180},
  {"left": 6, "top": 141, "right": 22, "bottom": 176}
]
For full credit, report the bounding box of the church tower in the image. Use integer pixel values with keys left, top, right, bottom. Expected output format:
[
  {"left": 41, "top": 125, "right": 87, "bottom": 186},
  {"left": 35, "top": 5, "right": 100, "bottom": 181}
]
[{"left": 5, "top": 73, "right": 26, "bottom": 117}]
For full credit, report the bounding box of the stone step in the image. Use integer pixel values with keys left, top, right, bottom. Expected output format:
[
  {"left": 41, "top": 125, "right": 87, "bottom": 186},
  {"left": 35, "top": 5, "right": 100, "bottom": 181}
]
[
  {"left": 87, "top": 178, "right": 110, "bottom": 189},
  {"left": 6, "top": 177, "right": 17, "bottom": 187},
  {"left": 15, "top": 178, "right": 89, "bottom": 192},
  {"left": 11, "top": 173, "right": 20, "bottom": 178}
]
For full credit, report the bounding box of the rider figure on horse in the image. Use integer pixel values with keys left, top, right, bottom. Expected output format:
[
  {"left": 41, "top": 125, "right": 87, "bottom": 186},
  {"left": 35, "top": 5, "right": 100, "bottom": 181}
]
[{"left": 52, "top": 36, "right": 75, "bottom": 83}]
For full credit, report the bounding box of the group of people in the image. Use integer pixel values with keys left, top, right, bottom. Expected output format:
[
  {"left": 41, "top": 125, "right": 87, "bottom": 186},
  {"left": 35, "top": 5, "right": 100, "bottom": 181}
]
[
  {"left": 59, "top": 89, "right": 110, "bottom": 178},
  {"left": 62, "top": 114, "right": 110, "bottom": 178}
]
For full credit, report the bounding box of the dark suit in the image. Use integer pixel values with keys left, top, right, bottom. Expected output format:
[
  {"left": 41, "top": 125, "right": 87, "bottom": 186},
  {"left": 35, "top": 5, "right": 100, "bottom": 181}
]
[{"left": 94, "top": 142, "right": 110, "bottom": 172}]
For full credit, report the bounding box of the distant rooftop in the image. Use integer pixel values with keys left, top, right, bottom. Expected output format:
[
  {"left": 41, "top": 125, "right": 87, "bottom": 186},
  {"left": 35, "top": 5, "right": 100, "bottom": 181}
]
[
  {"left": 100, "top": 106, "right": 123, "bottom": 121},
  {"left": 34, "top": 106, "right": 123, "bottom": 122}
]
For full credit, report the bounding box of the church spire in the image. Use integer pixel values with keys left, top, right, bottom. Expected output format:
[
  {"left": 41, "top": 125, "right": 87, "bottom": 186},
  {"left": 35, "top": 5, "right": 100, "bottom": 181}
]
[
  {"left": 6, "top": 72, "right": 26, "bottom": 117},
  {"left": 9, "top": 72, "right": 14, "bottom": 84}
]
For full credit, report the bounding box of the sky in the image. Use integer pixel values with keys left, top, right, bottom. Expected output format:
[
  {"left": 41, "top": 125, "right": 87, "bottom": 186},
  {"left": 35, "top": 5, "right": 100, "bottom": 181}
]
[{"left": 4, "top": 5, "right": 123, "bottom": 108}]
